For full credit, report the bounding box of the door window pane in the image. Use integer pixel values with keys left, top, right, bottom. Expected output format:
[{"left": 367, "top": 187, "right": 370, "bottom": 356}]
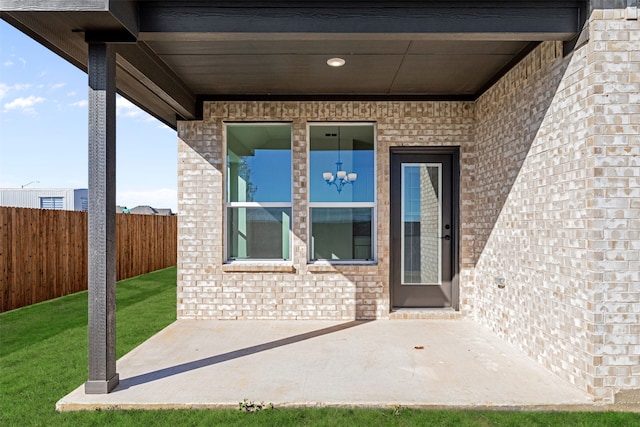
[
  {"left": 228, "top": 207, "right": 291, "bottom": 260},
  {"left": 311, "top": 208, "right": 372, "bottom": 261},
  {"left": 402, "top": 164, "right": 441, "bottom": 284},
  {"left": 227, "top": 124, "right": 291, "bottom": 203}
]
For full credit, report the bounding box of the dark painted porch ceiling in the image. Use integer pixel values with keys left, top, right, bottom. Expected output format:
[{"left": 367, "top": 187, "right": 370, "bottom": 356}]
[
  {"left": 0, "top": 1, "right": 587, "bottom": 128},
  {"left": 147, "top": 39, "right": 530, "bottom": 96}
]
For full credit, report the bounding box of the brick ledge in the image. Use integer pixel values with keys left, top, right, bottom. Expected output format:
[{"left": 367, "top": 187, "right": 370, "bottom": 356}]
[{"left": 221, "top": 264, "right": 296, "bottom": 273}]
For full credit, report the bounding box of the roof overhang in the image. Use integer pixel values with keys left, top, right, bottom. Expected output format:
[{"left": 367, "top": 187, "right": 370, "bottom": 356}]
[{"left": 0, "top": 1, "right": 588, "bottom": 129}]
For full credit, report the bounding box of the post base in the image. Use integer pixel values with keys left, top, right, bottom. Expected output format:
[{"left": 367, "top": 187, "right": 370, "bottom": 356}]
[{"left": 84, "top": 373, "right": 120, "bottom": 394}]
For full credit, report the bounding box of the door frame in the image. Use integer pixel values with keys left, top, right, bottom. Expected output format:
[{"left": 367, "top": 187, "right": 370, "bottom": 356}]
[{"left": 389, "top": 146, "right": 460, "bottom": 311}]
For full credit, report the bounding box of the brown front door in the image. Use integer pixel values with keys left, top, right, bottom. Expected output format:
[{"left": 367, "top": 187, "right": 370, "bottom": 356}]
[{"left": 390, "top": 148, "right": 458, "bottom": 308}]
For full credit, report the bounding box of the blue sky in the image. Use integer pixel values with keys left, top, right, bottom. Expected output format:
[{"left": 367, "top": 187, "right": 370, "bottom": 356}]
[{"left": 0, "top": 20, "right": 178, "bottom": 211}]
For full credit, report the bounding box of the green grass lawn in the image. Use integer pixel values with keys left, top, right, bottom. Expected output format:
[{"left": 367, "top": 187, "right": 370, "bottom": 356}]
[{"left": 1, "top": 266, "right": 639, "bottom": 426}]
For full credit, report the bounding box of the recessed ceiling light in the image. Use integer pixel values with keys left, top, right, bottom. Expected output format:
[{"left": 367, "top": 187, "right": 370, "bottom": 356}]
[{"left": 327, "top": 57, "right": 346, "bottom": 67}]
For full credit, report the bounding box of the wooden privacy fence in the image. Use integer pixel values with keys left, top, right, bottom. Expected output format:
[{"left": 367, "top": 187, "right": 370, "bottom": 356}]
[{"left": 0, "top": 207, "right": 177, "bottom": 312}]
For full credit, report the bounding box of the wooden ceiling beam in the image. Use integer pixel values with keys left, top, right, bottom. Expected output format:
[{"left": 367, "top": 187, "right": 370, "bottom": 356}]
[
  {"left": 116, "top": 43, "right": 197, "bottom": 120},
  {"left": 138, "top": 1, "right": 586, "bottom": 41}
]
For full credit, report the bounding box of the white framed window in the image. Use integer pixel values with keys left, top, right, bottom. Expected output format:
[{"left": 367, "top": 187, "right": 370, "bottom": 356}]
[
  {"left": 308, "top": 123, "right": 376, "bottom": 263},
  {"left": 225, "top": 123, "right": 292, "bottom": 261},
  {"left": 40, "top": 196, "right": 64, "bottom": 210}
]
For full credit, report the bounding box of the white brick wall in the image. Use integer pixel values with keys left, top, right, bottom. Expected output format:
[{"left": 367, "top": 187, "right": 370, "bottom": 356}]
[
  {"left": 472, "top": 40, "right": 598, "bottom": 398},
  {"left": 178, "top": 102, "right": 475, "bottom": 321},
  {"left": 590, "top": 5, "right": 640, "bottom": 400},
  {"left": 177, "top": 3, "right": 639, "bottom": 402},
  {"left": 471, "top": 5, "right": 640, "bottom": 402}
]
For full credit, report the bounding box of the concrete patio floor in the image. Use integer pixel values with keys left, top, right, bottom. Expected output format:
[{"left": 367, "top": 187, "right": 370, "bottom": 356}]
[{"left": 57, "top": 319, "right": 597, "bottom": 411}]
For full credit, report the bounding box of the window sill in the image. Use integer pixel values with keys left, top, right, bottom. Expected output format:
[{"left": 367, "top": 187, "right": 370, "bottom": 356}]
[
  {"left": 222, "top": 263, "right": 297, "bottom": 273},
  {"left": 307, "top": 261, "right": 377, "bottom": 273}
]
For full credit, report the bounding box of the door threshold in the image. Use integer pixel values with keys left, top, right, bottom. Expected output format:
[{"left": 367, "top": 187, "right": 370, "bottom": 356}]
[{"left": 389, "top": 308, "right": 461, "bottom": 320}]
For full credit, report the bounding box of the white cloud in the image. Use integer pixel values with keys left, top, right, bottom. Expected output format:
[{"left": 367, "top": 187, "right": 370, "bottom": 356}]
[
  {"left": 3, "top": 56, "right": 25, "bottom": 68},
  {"left": 3, "top": 95, "right": 45, "bottom": 113},
  {"left": 67, "top": 91, "right": 77, "bottom": 97},
  {"left": 0, "top": 83, "right": 32, "bottom": 100},
  {"left": 116, "top": 97, "right": 143, "bottom": 119},
  {"left": 69, "top": 99, "right": 88, "bottom": 108},
  {"left": 117, "top": 188, "right": 177, "bottom": 212},
  {"left": 50, "top": 83, "right": 66, "bottom": 90},
  {"left": 0, "top": 83, "right": 8, "bottom": 100}
]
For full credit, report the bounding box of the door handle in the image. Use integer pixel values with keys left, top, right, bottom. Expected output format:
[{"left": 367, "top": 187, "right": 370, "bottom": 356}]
[{"left": 441, "top": 235, "right": 451, "bottom": 240}]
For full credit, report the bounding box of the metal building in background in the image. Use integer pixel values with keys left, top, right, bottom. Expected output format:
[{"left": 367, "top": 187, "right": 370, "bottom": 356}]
[{"left": 0, "top": 188, "right": 88, "bottom": 211}]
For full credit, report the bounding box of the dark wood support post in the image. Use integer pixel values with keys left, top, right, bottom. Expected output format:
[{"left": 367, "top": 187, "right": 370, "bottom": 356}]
[{"left": 85, "top": 42, "right": 118, "bottom": 394}]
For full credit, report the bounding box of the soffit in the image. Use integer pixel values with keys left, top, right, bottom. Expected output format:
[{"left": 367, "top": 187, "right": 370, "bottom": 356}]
[
  {"left": 149, "top": 39, "right": 527, "bottom": 96},
  {"left": 0, "top": 1, "right": 587, "bottom": 128}
]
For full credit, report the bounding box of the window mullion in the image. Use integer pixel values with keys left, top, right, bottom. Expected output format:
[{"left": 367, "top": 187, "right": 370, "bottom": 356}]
[{"left": 227, "top": 202, "right": 291, "bottom": 208}]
